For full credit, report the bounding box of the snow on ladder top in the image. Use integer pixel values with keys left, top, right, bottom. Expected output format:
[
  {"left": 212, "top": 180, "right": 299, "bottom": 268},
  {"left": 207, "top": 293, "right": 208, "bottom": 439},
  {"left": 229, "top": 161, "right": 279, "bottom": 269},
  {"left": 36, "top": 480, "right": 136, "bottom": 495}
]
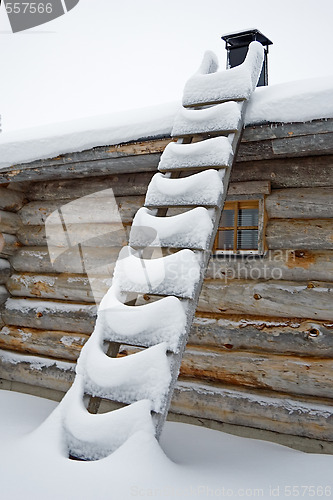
[
  {"left": 172, "top": 101, "right": 242, "bottom": 138},
  {"left": 182, "top": 41, "right": 264, "bottom": 108},
  {"left": 114, "top": 247, "right": 201, "bottom": 298},
  {"left": 158, "top": 137, "right": 233, "bottom": 172},
  {"left": 62, "top": 378, "right": 155, "bottom": 461},
  {"left": 146, "top": 170, "right": 224, "bottom": 208},
  {"left": 78, "top": 338, "right": 172, "bottom": 413},
  {"left": 130, "top": 206, "right": 213, "bottom": 250},
  {"left": 95, "top": 284, "right": 187, "bottom": 353}
]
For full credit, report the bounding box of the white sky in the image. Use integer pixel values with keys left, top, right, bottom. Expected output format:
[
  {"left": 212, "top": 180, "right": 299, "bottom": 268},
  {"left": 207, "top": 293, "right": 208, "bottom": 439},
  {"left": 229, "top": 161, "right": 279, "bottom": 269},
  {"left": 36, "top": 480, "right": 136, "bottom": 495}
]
[{"left": 0, "top": 0, "right": 333, "bottom": 132}]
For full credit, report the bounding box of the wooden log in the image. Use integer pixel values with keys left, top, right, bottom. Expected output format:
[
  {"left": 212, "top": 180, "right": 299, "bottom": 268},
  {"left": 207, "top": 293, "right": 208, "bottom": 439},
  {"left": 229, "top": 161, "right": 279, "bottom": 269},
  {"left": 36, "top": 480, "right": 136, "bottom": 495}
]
[
  {"left": 0, "top": 186, "right": 26, "bottom": 212},
  {"left": 171, "top": 380, "right": 333, "bottom": 441},
  {"left": 0, "top": 259, "right": 10, "bottom": 285},
  {"left": 0, "top": 326, "right": 88, "bottom": 361},
  {"left": 17, "top": 226, "right": 46, "bottom": 246},
  {"left": 0, "top": 350, "right": 75, "bottom": 393},
  {"left": 10, "top": 247, "right": 119, "bottom": 275},
  {"left": 237, "top": 132, "right": 333, "bottom": 162},
  {"left": 27, "top": 172, "right": 154, "bottom": 201},
  {"left": 19, "top": 196, "right": 144, "bottom": 226},
  {"left": 0, "top": 233, "right": 21, "bottom": 257},
  {"left": 0, "top": 153, "right": 162, "bottom": 185},
  {"left": 7, "top": 273, "right": 110, "bottom": 303},
  {"left": 17, "top": 223, "right": 129, "bottom": 248},
  {"left": 0, "top": 210, "right": 21, "bottom": 235},
  {"left": 0, "top": 286, "right": 9, "bottom": 306},
  {"left": 198, "top": 279, "right": 333, "bottom": 321},
  {"left": 266, "top": 188, "right": 333, "bottom": 219},
  {"left": 190, "top": 314, "right": 333, "bottom": 358},
  {"left": 226, "top": 180, "right": 271, "bottom": 197},
  {"left": 266, "top": 220, "right": 333, "bottom": 250},
  {"left": 180, "top": 346, "right": 333, "bottom": 399},
  {"left": 9, "top": 138, "right": 172, "bottom": 170},
  {"left": 232, "top": 155, "right": 333, "bottom": 189},
  {"left": 242, "top": 118, "right": 333, "bottom": 143},
  {"left": 2, "top": 298, "right": 96, "bottom": 334},
  {"left": 207, "top": 250, "right": 333, "bottom": 282}
]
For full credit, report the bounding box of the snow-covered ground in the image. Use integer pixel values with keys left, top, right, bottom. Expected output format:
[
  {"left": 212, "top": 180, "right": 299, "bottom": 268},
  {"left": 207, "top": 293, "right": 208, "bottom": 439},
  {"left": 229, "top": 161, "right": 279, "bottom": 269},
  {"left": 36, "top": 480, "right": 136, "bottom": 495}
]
[
  {"left": 0, "top": 390, "right": 332, "bottom": 500},
  {"left": 0, "top": 75, "right": 332, "bottom": 171}
]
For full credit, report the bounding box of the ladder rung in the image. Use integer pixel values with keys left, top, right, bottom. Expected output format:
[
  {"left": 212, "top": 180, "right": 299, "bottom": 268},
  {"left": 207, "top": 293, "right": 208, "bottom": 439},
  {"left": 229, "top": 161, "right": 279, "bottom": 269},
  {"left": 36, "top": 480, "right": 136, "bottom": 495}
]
[
  {"left": 145, "top": 170, "right": 224, "bottom": 208},
  {"left": 182, "top": 42, "right": 264, "bottom": 108},
  {"left": 130, "top": 207, "right": 214, "bottom": 250},
  {"left": 158, "top": 136, "right": 233, "bottom": 173},
  {"left": 80, "top": 342, "right": 172, "bottom": 413},
  {"left": 114, "top": 248, "right": 201, "bottom": 299},
  {"left": 172, "top": 101, "right": 241, "bottom": 138},
  {"left": 97, "top": 285, "right": 188, "bottom": 353},
  {"left": 64, "top": 380, "right": 155, "bottom": 461}
]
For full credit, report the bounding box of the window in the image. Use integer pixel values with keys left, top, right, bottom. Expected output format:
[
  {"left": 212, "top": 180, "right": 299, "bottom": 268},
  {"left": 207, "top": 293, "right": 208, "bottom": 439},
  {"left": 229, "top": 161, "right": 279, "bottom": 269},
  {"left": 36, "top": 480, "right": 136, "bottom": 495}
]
[{"left": 214, "top": 200, "right": 265, "bottom": 255}]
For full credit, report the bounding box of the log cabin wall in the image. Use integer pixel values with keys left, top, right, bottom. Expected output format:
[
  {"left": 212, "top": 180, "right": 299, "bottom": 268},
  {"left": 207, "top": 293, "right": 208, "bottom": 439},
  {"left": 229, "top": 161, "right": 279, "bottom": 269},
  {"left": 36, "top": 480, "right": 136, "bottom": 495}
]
[{"left": 0, "top": 118, "right": 333, "bottom": 453}]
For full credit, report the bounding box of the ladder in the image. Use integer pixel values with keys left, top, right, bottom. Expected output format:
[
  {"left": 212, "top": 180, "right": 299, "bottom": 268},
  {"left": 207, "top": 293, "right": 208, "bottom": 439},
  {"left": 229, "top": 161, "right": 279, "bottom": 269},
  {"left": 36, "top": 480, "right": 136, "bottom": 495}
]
[{"left": 60, "top": 41, "right": 264, "bottom": 461}]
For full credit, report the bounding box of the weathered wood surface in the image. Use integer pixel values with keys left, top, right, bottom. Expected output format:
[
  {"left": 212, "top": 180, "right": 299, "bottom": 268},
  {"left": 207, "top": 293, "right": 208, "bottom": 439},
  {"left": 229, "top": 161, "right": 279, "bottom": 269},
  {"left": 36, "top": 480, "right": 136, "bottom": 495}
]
[
  {"left": 10, "top": 247, "right": 119, "bottom": 275},
  {"left": 2, "top": 298, "right": 96, "bottom": 334},
  {"left": 237, "top": 132, "right": 333, "bottom": 162},
  {"left": 0, "top": 233, "right": 21, "bottom": 257},
  {"left": 0, "top": 350, "right": 75, "bottom": 393},
  {"left": 7, "top": 273, "right": 110, "bottom": 303},
  {"left": 0, "top": 286, "right": 9, "bottom": 305},
  {"left": 242, "top": 118, "right": 333, "bottom": 143},
  {"left": 231, "top": 155, "right": 333, "bottom": 189},
  {"left": 0, "top": 187, "right": 26, "bottom": 212},
  {"left": 1, "top": 347, "right": 332, "bottom": 441},
  {"left": 172, "top": 380, "right": 333, "bottom": 441},
  {"left": 17, "top": 224, "right": 129, "bottom": 248},
  {"left": 266, "top": 220, "right": 333, "bottom": 250},
  {"left": 227, "top": 180, "right": 271, "bottom": 197},
  {"left": 207, "top": 250, "right": 333, "bottom": 282},
  {"left": 180, "top": 346, "right": 333, "bottom": 399},
  {"left": 0, "top": 153, "right": 162, "bottom": 185},
  {"left": 8, "top": 138, "right": 173, "bottom": 171},
  {"left": 0, "top": 211, "right": 21, "bottom": 235},
  {"left": 266, "top": 188, "right": 333, "bottom": 219},
  {"left": 0, "top": 260, "right": 10, "bottom": 285},
  {"left": 0, "top": 326, "right": 88, "bottom": 361},
  {"left": 27, "top": 172, "right": 154, "bottom": 201},
  {"left": 19, "top": 196, "right": 144, "bottom": 226},
  {"left": 197, "top": 279, "right": 333, "bottom": 321},
  {"left": 190, "top": 315, "right": 333, "bottom": 358}
]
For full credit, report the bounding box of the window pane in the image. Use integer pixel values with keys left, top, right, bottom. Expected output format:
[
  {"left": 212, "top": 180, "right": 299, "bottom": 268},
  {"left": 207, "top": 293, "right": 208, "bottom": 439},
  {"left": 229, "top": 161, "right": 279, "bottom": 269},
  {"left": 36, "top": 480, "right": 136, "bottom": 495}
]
[
  {"left": 237, "top": 229, "right": 258, "bottom": 250},
  {"left": 221, "top": 209, "right": 234, "bottom": 228},
  {"left": 217, "top": 230, "right": 234, "bottom": 250},
  {"left": 238, "top": 208, "right": 258, "bottom": 227}
]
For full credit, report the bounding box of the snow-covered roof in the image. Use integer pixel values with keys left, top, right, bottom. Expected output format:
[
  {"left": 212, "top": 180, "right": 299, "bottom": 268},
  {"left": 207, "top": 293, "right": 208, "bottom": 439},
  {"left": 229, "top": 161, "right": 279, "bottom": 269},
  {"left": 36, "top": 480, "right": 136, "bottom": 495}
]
[{"left": 0, "top": 75, "right": 332, "bottom": 171}]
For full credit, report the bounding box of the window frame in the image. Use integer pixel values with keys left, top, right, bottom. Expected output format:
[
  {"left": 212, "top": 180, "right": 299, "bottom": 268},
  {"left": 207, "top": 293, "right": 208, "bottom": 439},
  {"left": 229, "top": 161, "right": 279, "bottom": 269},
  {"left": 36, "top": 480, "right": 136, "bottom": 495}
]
[{"left": 213, "top": 196, "right": 267, "bottom": 256}]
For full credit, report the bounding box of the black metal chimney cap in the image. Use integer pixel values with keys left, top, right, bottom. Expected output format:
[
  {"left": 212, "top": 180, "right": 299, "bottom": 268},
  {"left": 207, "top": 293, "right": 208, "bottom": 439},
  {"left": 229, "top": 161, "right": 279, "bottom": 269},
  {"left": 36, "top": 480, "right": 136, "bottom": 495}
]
[{"left": 222, "top": 29, "right": 273, "bottom": 48}]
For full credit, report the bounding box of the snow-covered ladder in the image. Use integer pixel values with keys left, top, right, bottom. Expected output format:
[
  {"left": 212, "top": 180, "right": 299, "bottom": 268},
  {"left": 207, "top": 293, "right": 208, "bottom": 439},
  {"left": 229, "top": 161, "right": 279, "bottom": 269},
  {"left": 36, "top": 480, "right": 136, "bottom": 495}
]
[{"left": 60, "top": 42, "right": 264, "bottom": 460}]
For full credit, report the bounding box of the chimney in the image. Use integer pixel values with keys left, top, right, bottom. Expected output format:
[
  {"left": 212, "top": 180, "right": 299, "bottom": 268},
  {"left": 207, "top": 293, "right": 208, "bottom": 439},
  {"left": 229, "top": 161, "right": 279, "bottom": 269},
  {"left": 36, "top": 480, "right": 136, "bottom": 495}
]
[{"left": 222, "top": 29, "right": 273, "bottom": 86}]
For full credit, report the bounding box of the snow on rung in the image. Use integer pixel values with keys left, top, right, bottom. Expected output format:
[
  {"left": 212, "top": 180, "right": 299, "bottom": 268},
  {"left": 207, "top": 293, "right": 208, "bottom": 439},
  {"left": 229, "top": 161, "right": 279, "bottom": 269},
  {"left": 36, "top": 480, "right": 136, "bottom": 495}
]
[
  {"left": 63, "top": 377, "right": 155, "bottom": 460},
  {"left": 145, "top": 170, "right": 224, "bottom": 208},
  {"left": 78, "top": 337, "right": 172, "bottom": 413},
  {"left": 172, "top": 101, "right": 241, "bottom": 138},
  {"left": 114, "top": 247, "right": 201, "bottom": 298},
  {"left": 182, "top": 41, "right": 264, "bottom": 107},
  {"left": 96, "top": 284, "right": 187, "bottom": 353},
  {"left": 130, "top": 207, "right": 213, "bottom": 250},
  {"left": 158, "top": 137, "right": 233, "bottom": 172}
]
